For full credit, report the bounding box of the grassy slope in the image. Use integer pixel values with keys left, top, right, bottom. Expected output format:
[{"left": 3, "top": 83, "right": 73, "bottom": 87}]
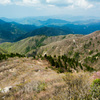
[
  {"left": 38, "top": 31, "right": 100, "bottom": 56},
  {"left": 0, "top": 57, "right": 65, "bottom": 99},
  {"left": 0, "top": 34, "right": 82, "bottom": 55},
  {"left": 37, "top": 31, "right": 100, "bottom": 70},
  {"left": 0, "top": 36, "right": 47, "bottom": 54},
  {"left": 0, "top": 31, "right": 100, "bottom": 69},
  {"left": 0, "top": 47, "right": 7, "bottom": 54},
  {"left": 0, "top": 31, "right": 99, "bottom": 58},
  {"left": 0, "top": 57, "right": 97, "bottom": 100}
]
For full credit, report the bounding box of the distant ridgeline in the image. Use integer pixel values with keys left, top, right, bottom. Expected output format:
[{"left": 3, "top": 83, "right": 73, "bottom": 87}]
[{"left": 0, "top": 18, "right": 100, "bottom": 42}]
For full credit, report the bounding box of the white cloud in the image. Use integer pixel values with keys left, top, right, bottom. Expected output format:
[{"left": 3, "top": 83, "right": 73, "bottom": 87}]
[
  {"left": 87, "top": 0, "right": 100, "bottom": 2},
  {"left": 13, "top": 0, "right": 40, "bottom": 6},
  {"left": 45, "top": 0, "right": 72, "bottom": 7},
  {"left": 0, "top": 0, "right": 94, "bottom": 9},
  {"left": 0, "top": 0, "right": 11, "bottom": 4},
  {"left": 22, "top": 0, "right": 39, "bottom": 4},
  {"left": 45, "top": 0, "right": 93, "bottom": 9},
  {"left": 74, "top": 0, "right": 93, "bottom": 9}
]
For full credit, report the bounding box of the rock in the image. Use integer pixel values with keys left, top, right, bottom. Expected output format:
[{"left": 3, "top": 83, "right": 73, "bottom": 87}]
[{"left": 1, "top": 86, "right": 12, "bottom": 93}]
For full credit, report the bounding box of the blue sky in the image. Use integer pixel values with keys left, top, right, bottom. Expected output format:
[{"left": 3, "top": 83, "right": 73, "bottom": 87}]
[{"left": 0, "top": 0, "right": 100, "bottom": 18}]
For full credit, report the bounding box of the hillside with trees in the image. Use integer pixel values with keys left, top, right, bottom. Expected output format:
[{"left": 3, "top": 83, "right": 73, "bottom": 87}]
[
  {"left": 0, "top": 19, "right": 37, "bottom": 42},
  {"left": 0, "top": 31, "right": 100, "bottom": 71}
]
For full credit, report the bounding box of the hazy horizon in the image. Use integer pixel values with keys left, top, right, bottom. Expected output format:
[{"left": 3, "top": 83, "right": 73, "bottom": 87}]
[{"left": 0, "top": 0, "right": 100, "bottom": 19}]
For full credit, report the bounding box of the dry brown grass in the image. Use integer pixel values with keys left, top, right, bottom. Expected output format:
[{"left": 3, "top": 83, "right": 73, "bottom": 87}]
[
  {"left": 38, "top": 31, "right": 100, "bottom": 59},
  {"left": 0, "top": 57, "right": 99, "bottom": 100},
  {"left": 0, "top": 57, "right": 66, "bottom": 100}
]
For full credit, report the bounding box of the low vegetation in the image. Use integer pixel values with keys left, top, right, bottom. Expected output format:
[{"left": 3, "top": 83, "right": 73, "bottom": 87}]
[
  {"left": 0, "top": 53, "right": 25, "bottom": 61},
  {"left": 44, "top": 54, "right": 95, "bottom": 73},
  {"left": 0, "top": 52, "right": 99, "bottom": 100}
]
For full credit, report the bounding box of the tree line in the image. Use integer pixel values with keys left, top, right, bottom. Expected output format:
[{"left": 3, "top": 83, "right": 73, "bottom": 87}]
[
  {"left": 44, "top": 54, "right": 95, "bottom": 73},
  {"left": 0, "top": 53, "right": 25, "bottom": 61}
]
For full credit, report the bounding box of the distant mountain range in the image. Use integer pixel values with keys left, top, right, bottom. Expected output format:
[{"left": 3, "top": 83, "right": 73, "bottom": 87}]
[
  {"left": 0, "top": 17, "right": 100, "bottom": 43},
  {"left": 15, "top": 26, "right": 72, "bottom": 41},
  {"left": 0, "top": 17, "right": 71, "bottom": 26},
  {"left": 0, "top": 19, "right": 37, "bottom": 42},
  {"left": 1, "top": 17, "right": 100, "bottom": 25},
  {"left": 16, "top": 22, "right": 100, "bottom": 41}
]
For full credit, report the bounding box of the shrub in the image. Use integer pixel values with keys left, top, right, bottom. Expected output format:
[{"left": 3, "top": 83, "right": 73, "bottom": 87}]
[
  {"left": 96, "top": 49, "right": 98, "bottom": 52},
  {"left": 90, "top": 79, "right": 100, "bottom": 99},
  {"left": 90, "top": 38, "right": 93, "bottom": 40},
  {"left": 89, "top": 50, "right": 93, "bottom": 55},
  {"left": 37, "top": 82, "right": 47, "bottom": 93},
  {"left": 73, "top": 52, "right": 80, "bottom": 60},
  {"left": 92, "top": 79, "right": 100, "bottom": 86},
  {"left": 83, "top": 64, "right": 95, "bottom": 72},
  {"left": 57, "top": 68, "right": 64, "bottom": 73},
  {"left": 63, "top": 73, "right": 91, "bottom": 100}
]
